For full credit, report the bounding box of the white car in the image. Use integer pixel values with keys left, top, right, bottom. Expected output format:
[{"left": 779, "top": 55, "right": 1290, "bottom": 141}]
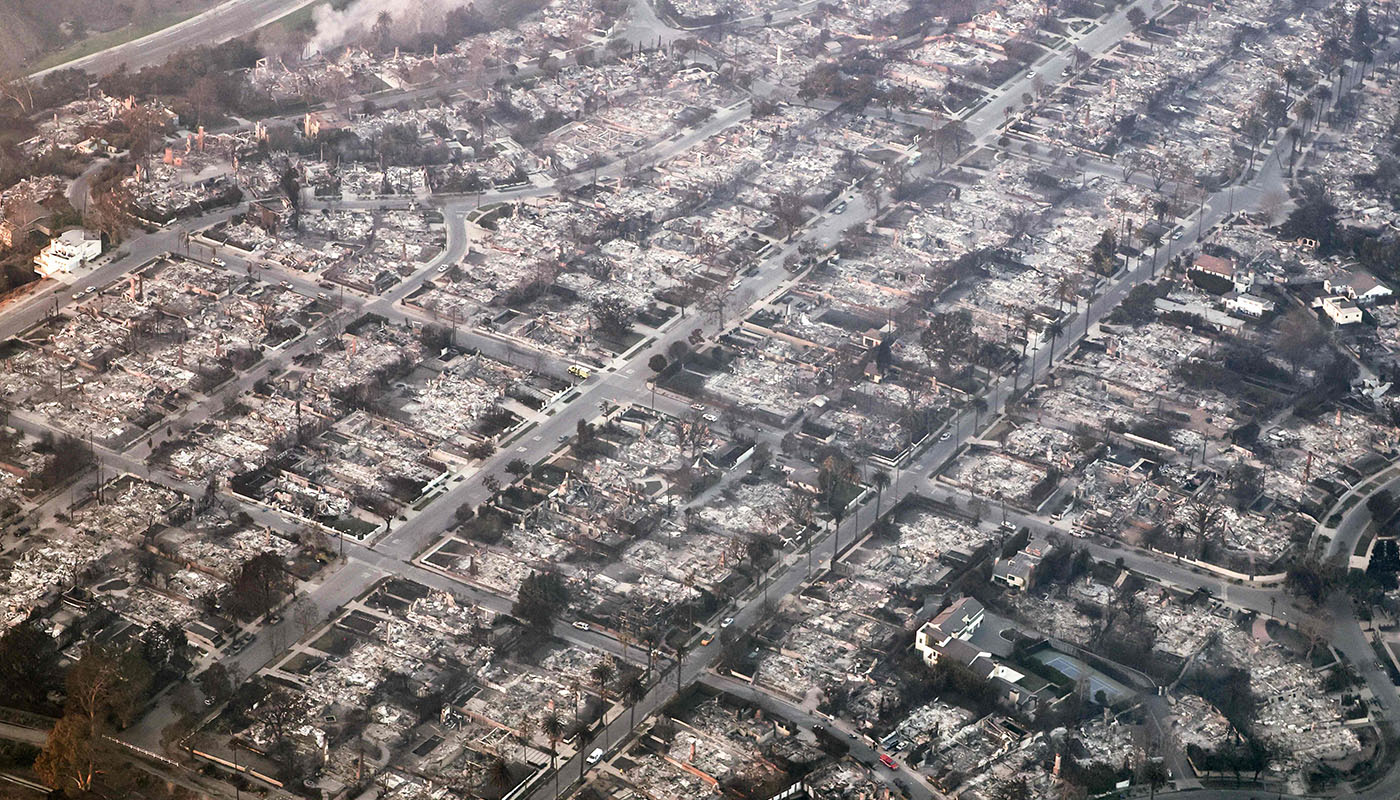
[
  {"left": 211, "top": 257, "right": 226, "bottom": 267},
  {"left": 573, "top": 621, "right": 591, "bottom": 631},
  {"left": 586, "top": 748, "right": 604, "bottom": 765},
  {"left": 721, "top": 617, "right": 735, "bottom": 628},
  {"left": 939, "top": 431, "right": 952, "bottom": 441}
]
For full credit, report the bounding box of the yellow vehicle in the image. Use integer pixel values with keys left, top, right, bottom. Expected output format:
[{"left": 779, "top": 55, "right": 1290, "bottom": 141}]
[
  {"left": 568, "top": 364, "right": 591, "bottom": 379},
  {"left": 700, "top": 634, "right": 714, "bottom": 646}
]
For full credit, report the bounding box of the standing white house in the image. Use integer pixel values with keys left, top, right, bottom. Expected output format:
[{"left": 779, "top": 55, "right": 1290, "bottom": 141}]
[
  {"left": 1324, "top": 270, "right": 1392, "bottom": 305},
  {"left": 34, "top": 229, "right": 102, "bottom": 279}
]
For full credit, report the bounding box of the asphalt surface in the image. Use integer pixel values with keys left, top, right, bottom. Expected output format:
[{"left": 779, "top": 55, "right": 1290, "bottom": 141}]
[
  {"left": 7, "top": 22, "right": 768, "bottom": 767},
  {"left": 30, "top": 0, "right": 321, "bottom": 79},
  {"left": 81, "top": 0, "right": 1266, "bottom": 787},
  {"left": 1319, "top": 466, "right": 1400, "bottom": 565},
  {"left": 19, "top": 0, "right": 1397, "bottom": 797},
  {"left": 0, "top": 722, "right": 47, "bottom": 747},
  {"left": 702, "top": 674, "right": 934, "bottom": 800}
]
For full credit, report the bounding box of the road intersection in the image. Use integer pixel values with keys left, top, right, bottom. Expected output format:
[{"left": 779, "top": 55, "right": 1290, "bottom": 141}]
[{"left": 9, "top": 0, "right": 1399, "bottom": 798}]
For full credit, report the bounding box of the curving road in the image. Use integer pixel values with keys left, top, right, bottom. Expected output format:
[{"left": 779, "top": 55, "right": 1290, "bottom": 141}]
[{"left": 29, "top": 0, "right": 320, "bottom": 79}]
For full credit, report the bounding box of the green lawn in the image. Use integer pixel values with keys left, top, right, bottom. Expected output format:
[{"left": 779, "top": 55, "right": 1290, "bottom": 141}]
[
  {"left": 266, "top": 0, "right": 333, "bottom": 33},
  {"left": 33, "top": 8, "right": 210, "bottom": 73}
]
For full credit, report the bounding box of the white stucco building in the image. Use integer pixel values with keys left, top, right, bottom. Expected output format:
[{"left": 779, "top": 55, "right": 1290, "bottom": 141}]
[{"left": 34, "top": 230, "right": 102, "bottom": 279}]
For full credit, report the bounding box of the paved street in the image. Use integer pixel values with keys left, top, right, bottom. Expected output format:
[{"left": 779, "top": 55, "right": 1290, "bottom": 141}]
[
  {"left": 13, "top": 0, "right": 1398, "bottom": 797},
  {"left": 1319, "top": 466, "right": 1400, "bottom": 565},
  {"left": 30, "top": 0, "right": 321, "bottom": 79},
  {"left": 702, "top": 674, "right": 936, "bottom": 800},
  {"left": 98, "top": 0, "right": 1324, "bottom": 788}
]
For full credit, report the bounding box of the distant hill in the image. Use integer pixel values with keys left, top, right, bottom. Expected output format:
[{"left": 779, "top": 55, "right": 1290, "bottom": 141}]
[{"left": 0, "top": 0, "right": 219, "bottom": 75}]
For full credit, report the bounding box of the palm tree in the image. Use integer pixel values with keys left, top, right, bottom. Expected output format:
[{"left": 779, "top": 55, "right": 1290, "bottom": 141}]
[
  {"left": 1277, "top": 64, "right": 1301, "bottom": 102},
  {"left": 828, "top": 502, "right": 847, "bottom": 572},
  {"left": 1311, "top": 84, "right": 1332, "bottom": 120},
  {"left": 1283, "top": 126, "right": 1302, "bottom": 173},
  {"left": 1140, "top": 760, "right": 1169, "bottom": 800},
  {"left": 819, "top": 454, "right": 860, "bottom": 571},
  {"left": 787, "top": 493, "right": 816, "bottom": 577},
  {"left": 675, "top": 642, "right": 689, "bottom": 692},
  {"left": 1054, "top": 276, "right": 1074, "bottom": 314},
  {"left": 516, "top": 716, "right": 535, "bottom": 760},
  {"left": 591, "top": 658, "right": 616, "bottom": 703},
  {"left": 372, "top": 10, "right": 394, "bottom": 53},
  {"left": 641, "top": 626, "right": 660, "bottom": 679},
  {"left": 1141, "top": 229, "right": 1163, "bottom": 277},
  {"left": 591, "top": 658, "right": 616, "bottom": 745},
  {"left": 487, "top": 756, "right": 514, "bottom": 797},
  {"left": 972, "top": 396, "right": 989, "bottom": 433},
  {"left": 622, "top": 673, "right": 647, "bottom": 730},
  {"left": 541, "top": 711, "right": 564, "bottom": 799},
  {"left": 871, "top": 469, "right": 891, "bottom": 517},
  {"left": 1019, "top": 310, "right": 1035, "bottom": 357},
  {"left": 574, "top": 721, "right": 593, "bottom": 782},
  {"left": 1045, "top": 320, "right": 1064, "bottom": 365},
  {"left": 747, "top": 536, "right": 773, "bottom": 606},
  {"left": 618, "top": 624, "right": 632, "bottom": 664},
  {"left": 682, "top": 573, "right": 697, "bottom": 630}
]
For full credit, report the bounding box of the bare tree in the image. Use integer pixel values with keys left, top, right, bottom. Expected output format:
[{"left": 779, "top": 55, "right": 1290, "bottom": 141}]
[
  {"left": 0, "top": 72, "right": 35, "bottom": 114},
  {"left": 293, "top": 597, "right": 320, "bottom": 639}
]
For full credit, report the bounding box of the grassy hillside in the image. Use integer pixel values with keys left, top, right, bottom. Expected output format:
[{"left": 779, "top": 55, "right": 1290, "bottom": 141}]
[{"left": 0, "top": 0, "right": 221, "bottom": 75}]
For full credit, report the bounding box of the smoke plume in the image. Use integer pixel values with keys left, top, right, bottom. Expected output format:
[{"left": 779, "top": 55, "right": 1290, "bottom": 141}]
[{"left": 305, "top": 0, "right": 479, "bottom": 56}]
